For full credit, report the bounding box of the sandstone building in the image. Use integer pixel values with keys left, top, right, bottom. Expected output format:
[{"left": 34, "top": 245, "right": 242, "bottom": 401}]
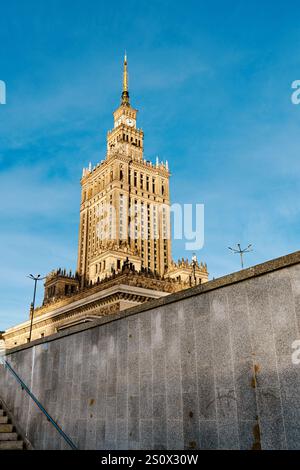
[{"left": 3, "top": 56, "right": 208, "bottom": 348}]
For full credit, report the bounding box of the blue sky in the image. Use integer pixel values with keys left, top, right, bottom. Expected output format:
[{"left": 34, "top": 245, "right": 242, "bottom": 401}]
[{"left": 1, "top": 0, "right": 300, "bottom": 330}]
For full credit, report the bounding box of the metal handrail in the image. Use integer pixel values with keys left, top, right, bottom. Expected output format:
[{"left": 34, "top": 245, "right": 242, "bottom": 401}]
[{"left": 3, "top": 359, "right": 78, "bottom": 450}]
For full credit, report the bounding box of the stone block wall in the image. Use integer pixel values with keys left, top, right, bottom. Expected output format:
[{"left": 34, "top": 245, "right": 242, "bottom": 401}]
[{"left": 1, "top": 252, "right": 300, "bottom": 449}]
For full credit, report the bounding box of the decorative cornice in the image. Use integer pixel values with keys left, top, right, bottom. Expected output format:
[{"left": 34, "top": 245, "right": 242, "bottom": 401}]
[{"left": 3, "top": 283, "right": 171, "bottom": 339}]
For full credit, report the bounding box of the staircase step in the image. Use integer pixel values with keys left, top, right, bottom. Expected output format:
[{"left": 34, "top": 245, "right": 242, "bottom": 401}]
[
  {"left": 0, "top": 432, "right": 18, "bottom": 441},
  {"left": 0, "top": 416, "right": 8, "bottom": 424},
  {"left": 0, "top": 424, "right": 13, "bottom": 433},
  {"left": 0, "top": 440, "right": 23, "bottom": 450}
]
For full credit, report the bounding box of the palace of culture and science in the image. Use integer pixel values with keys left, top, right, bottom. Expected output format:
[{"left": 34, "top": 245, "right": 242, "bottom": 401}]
[{"left": 3, "top": 56, "right": 208, "bottom": 348}]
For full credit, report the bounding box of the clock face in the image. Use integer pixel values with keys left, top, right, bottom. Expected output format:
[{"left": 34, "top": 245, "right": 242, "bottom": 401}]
[{"left": 126, "top": 118, "right": 134, "bottom": 127}]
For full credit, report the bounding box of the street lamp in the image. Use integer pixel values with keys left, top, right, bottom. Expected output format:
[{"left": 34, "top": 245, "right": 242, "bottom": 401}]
[
  {"left": 191, "top": 253, "right": 197, "bottom": 286},
  {"left": 28, "top": 274, "right": 46, "bottom": 342},
  {"left": 228, "top": 244, "right": 253, "bottom": 269}
]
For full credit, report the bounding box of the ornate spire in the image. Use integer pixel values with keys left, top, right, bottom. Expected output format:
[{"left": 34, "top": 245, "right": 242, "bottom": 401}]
[
  {"left": 123, "top": 52, "right": 128, "bottom": 92},
  {"left": 121, "top": 52, "right": 130, "bottom": 106}
]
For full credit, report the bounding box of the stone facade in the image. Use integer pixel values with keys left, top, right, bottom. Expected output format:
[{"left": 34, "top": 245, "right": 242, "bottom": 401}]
[
  {"left": 78, "top": 55, "right": 172, "bottom": 283},
  {"left": 77, "top": 55, "right": 208, "bottom": 286}
]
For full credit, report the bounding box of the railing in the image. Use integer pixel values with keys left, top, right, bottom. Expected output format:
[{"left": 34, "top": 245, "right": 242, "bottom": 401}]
[{"left": 3, "top": 359, "right": 78, "bottom": 450}]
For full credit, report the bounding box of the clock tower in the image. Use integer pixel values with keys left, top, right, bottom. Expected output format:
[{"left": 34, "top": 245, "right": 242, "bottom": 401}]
[
  {"left": 77, "top": 55, "right": 172, "bottom": 285},
  {"left": 107, "top": 54, "right": 144, "bottom": 162}
]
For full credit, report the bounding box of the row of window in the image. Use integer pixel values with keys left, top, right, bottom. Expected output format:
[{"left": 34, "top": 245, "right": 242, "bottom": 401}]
[
  {"left": 82, "top": 166, "right": 167, "bottom": 203},
  {"left": 110, "top": 131, "right": 142, "bottom": 147},
  {"left": 120, "top": 134, "right": 142, "bottom": 147},
  {"left": 95, "top": 260, "right": 106, "bottom": 273},
  {"left": 128, "top": 170, "right": 166, "bottom": 195}
]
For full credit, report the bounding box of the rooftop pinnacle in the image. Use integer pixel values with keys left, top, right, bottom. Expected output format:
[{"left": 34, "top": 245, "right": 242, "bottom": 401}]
[{"left": 121, "top": 52, "right": 130, "bottom": 106}]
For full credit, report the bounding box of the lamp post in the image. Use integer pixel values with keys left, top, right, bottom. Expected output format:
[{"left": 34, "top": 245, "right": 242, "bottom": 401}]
[
  {"left": 191, "top": 253, "right": 197, "bottom": 286},
  {"left": 28, "top": 274, "right": 45, "bottom": 342},
  {"left": 228, "top": 244, "right": 253, "bottom": 269}
]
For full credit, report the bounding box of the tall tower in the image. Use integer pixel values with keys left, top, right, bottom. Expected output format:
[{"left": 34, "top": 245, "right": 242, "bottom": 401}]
[{"left": 77, "top": 55, "right": 172, "bottom": 286}]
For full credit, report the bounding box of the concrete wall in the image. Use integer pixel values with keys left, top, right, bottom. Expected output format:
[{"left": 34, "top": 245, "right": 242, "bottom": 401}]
[{"left": 1, "top": 251, "right": 300, "bottom": 450}]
